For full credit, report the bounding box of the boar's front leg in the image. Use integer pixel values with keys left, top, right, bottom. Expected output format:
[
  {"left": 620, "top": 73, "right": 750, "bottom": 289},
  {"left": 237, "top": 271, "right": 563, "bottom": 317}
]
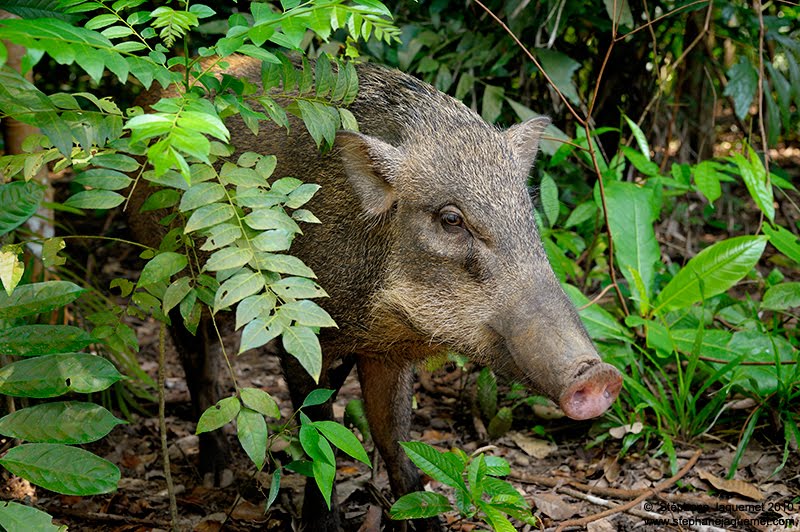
[
  {"left": 357, "top": 356, "right": 442, "bottom": 532},
  {"left": 280, "top": 353, "right": 341, "bottom": 532},
  {"left": 168, "top": 310, "right": 229, "bottom": 485}
]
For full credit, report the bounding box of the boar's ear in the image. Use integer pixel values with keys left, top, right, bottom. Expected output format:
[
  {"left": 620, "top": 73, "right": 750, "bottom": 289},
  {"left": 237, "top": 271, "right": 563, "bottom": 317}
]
[
  {"left": 336, "top": 130, "right": 403, "bottom": 217},
  {"left": 506, "top": 116, "right": 550, "bottom": 165}
]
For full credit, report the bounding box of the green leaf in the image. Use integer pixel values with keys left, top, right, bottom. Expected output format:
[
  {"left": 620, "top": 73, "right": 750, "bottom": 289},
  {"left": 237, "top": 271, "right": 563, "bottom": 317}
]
[
  {"left": 539, "top": 173, "right": 559, "bottom": 227},
  {"left": 270, "top": 277, "right": 327, "bottom": 299},
  {"left": 140, "top": 189, "right": 181, "bottom": 211},
  {"left": 390, "top": 492, "right": 452, "bottom": 520},
  {"left": 73, "top": 169, "right": 132, "bottom": 190},
  {"left": 266, "top": 469, "right": 281, "bottom": 510},
  {"left": 476, "top": 368, "right": 497, "bottom": 420},
  {"left": 731, "top": 148, "right": 774, "bottom": 223},
  {"left": 536, "top": 49, "right": 580, "bottom": 105},
  {"left": 0, "top": 281, "right": 86, "bottom": 320},
  {"left": 240, "top": 387, "right": 280, "bottom": 418},
  {"left": 280, "top": 300, "right": 336, "bottom": 328},
  {"left": 481, "top": 84, "right": 505, "bottom": 124},
  {"left": 237, "top": 407, "right": 267, "bottom": 470},
  {"left": 239, "top": 318, "right": 284, "bottom": 354},
  {"left": 654, "top": 236, "right": 768, "bottom": 313},
  {"left": 603, "top": 0, "right": 633, "bottom": 28},
  {"left": 199, "top": 223, "right": 242, "bottom": 251},
  {"left": 184, "top": 203, "right": 235, "bottom": 233},
  {"left": 0, "top": 501, "right": 61, "bottom": 532},
  {"left": 0, "top": 353, "right": 122, "bottom": 398},
  {"left": 251, "top": 229, "right": 294, "bottom": 252},
  {"left": 196, "top": 396, "right": 240, "bottom": 434},
  {"left": 0, "top": 325, "right": 94, "bottom": 356},
  {"left": 399, "top": 442, "right": 467, "bottom": 492},
  {"left": 621, "top": 146, "right": 660, "bottom": 177},
  {"left": 313, "top": 420, "right": 370, "bottom": 466},
  {"left": 65, "top": 189, "right": 126, "bottom": 210},
  {"left": 286, "top": 183, "right": 320, "bottom": 209},
  {"left": 180, "top": 182, "right": 226, "bottom": 211},
  {"left": 213, "top": 270, "right": 265, "bottom": 313},
  {"left": 603, "top": 181, "right": 660, "bottom": 303},
  {"left": 204, "top": 247, "right": 254, "bottom": 272},
  {"left": 484, "top": 456, "right": 511, "bottom": 477},
  {"left": 0, "top": 181, "right": 45, "bottom": 236},
  {"left": 624, "top": 115, "right": 650, "bottom": 160},
  {"left": 162, "top": 277, "right": 192, "bottom": 314},
  {"left": 282, "top": 325, "right": 322, "bottom": 383},
  {"left": 138, "top": 252, "right": 187, "bottom": 287},
  {"left": 693, "top": 161, "right": 722, "bottom": 204},
  {"left": 564, "top": 201, "right": 597, "bottom": 228},
  {"left": 312, "top": 459, "right": 336, "bottom": 509},
  {"left": 563, "top": 284, "right": 631, "bottom": 342},
  {"left": 763, "top": 224, "right": 800, "bottom": 264},
  {"left": 301, "top": 388, "right": 334, "bottom": 408},
  {"left": 244, "top": 208, "right": 301, "bottom": 233},
  {"left": 0, "top": 249, "right": 23, "bottom": 295},
  {"left": 724, "top": 57, "right": 758, "bottom": 121},
  {"left": 257, "top": 253, "right": 316, "bottom": 278},
  {"left": 761, "top": 282, "right": 800, "bottom": 311},
  {"left": 0, "top": 443, "right": 119, "bottom": 495},
  {"left": 477, "top": 500, "right": 517, "bottom": 532},
  {"left": 0, "top": 402, "right": 124, "bottom": 444}
]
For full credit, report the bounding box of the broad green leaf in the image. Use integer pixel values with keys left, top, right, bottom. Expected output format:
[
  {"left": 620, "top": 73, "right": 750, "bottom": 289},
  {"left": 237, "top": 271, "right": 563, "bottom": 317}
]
[
  {"left": 239, "top": 318, "right": 284, "bottom": 354},
  {"left": 240, "top": 387, "right": 280, "bottom": 418},
  {"left": 251, "top": 229, "right": 294, "bottom": 252},
  {"left": 390, "top": 492, "right": 452, "bottom": 520},
  {"left": 204, "top": 247, "right": 253, "bottom": 271},
  {"left": 399, "top": 441, "right": 467, "bottom": 492},
  {"left": 140, "top": 189, "right": 181, "bottom": 211},
  {"left": 0, "top": 249, "right": 24, "bottom": 295},
  {"left": 693, "top": 161, "right": 722, "bottom": 204},
  {"left": 245, "top": 207, "right": 301, "bottom": 233},
  {"left": 0, "top": 443, "right": 119, "bottom": 495},
  {"left": 761, "top": 282, "right": 800, "bottom": 311},
  {"left": 64, "top": 189, "right": 125, "bottom": 209},
  {"left": 138, "top": 252, "right": 187, "bottom": 287},
  {"left": 312, "top": 459, "right": 336, "bottom": 509},
  {"left": 539, "top": 173, "right": 559, "bottom": 226},
  {"left": 564, "top": 201, "right": 597, "bottom": 228},
  {"left": 286, "top": 183, "right": 321, "bottom": 209},
  {"left": 0, "top": 353, "right": 122, "bottom": 398},
  {"left": 0, "top": 281, "right": 85, "bottom": 319},
  {"left": 0, "top": 402, "right": 124, "bottom": 444},
  {"left": 731, "top": 149, "right": 774, "bottom": 223},
  {"left": 0, "top": 181, "right": 45, "bottom": 236},
  {"left": 481, "top": 84, "right": 505, "bottom": 123},
  {"left": 266, "top": 469, "right": 281, "bottom": 510},
  {"left": 0, "top": 501, "right": 61, "bottom": 532},
  {"left": 184, "top": 203, "right": 235, "bottom": 233},
  {"left": 536, "top": 49, "right": 580, "bottom": 105},
  {"left": 477, "top": 500, "right": 516, "bottom": 532},
  {"left": 313, "top": 420, "right": 370, "bottom": 466},
  {"left": 282, "top": 325, "right": 322, "bottom": 382},
  {"left": 603, "top": 181, "right": 659, "bottom": 302},
  {"left": 301, "top": 388, "right": 335, "bottom": 408},
  {"left": 235, "top": 293, "right": 277, "bottom": 330},
  {"left": 562, "top": 284, "right": 631, "bottom": 342},
  {"left": 73, "top": 169, "right": 132, "bottom": 190},
  {"left": 484, "top": 455, "right": 511, "bottom": 477},
  {"left": 763, "top": 224, "right": 800, "bottom": 264},
  {"left": 654, "top": 236, "right": 768, "bottom": 313},
  {"left": 196, "top": 396, "right": 240, "bottom": 433},
  {"left": 162, "top": 277, "right": 192, "bottom": 314},
  {"left": 213, "top": 270, "right": 265, "bottom": 313},
  {"left": 0, "top": 325, "right": 94, "bottom": 356},
  {"left": 180, "top": 182, "right": 226, "bottom": 211},
  {"left": 280, "top": 300, "right": 336, "bottom": 328},
  {"left": 670, "top": 329, "right": 733, "bottom": 359},
  {"left": 257, "top": 253, "right": 316, "bottom": 278},
  {"left": 270, "top": 277, "right": 327, "bottom": 299},
  {"left": 237, "top": 407, "right": 267, "bottom": 470},
  {"left": 476, "top": 367, "right": 497, "bottom": 420},
  {"left": 724, "top": 57, "right": 758, "bottom": 121},
  {"left": 200, "top": 223, "right": 242, "bottom": 251},
  {"left": 621, "top": 146, "right": 660, "bottom": 177}
]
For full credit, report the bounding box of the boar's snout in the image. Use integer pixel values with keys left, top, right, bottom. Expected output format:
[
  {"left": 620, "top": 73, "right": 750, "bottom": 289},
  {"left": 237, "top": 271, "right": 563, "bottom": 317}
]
[{"left": 559, "top": 362, "right": 622, "bottom": 420}]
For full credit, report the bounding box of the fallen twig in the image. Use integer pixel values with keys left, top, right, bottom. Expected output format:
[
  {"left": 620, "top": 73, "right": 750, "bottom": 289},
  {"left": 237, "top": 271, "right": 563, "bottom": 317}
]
[{"left": 553, "top": 449, "right": 702, "bottom": 531}]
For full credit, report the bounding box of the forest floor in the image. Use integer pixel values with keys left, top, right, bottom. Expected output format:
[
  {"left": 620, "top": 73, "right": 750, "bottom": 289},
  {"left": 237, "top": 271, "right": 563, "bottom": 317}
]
[
  {"left": 2, "top": 145, "right": 799, "bottom": 532},
  {"left": 8, "top": 315, "right": 798, "bottom": 532}
]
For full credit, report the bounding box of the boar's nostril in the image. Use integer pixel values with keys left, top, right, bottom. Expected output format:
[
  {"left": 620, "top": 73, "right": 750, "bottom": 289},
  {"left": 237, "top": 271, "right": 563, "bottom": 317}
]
[{"left": 559, "top": 362, "right": 622, "bottom": 420}]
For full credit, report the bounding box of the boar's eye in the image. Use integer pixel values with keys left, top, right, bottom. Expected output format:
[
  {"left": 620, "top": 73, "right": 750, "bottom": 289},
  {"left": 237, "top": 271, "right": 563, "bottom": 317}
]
[{"left": 439, "top": 206, "right": 466, "bottom": 233}]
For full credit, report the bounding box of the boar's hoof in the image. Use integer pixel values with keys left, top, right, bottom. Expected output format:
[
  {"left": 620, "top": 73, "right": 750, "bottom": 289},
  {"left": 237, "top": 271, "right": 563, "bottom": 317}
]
[{"left": 559, "top": 363, "right": 622, "bottom": 420}]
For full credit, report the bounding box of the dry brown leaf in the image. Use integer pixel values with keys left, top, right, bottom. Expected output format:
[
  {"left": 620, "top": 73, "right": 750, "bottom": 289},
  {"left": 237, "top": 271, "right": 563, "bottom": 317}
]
[
  {"left": 231, "top": 499, "right": 268, "bottom": 521},
  {"left": 587, "top": 517, "right": 617, "bottom": 532},
  {"left": 531, "top": 492, "right": 579, "bottom": 520},
  {"left": 608, "top": 422, "right": 643, "bottom": 439},
  {"left": 510, "top": 432, "right": 557, "bottom": 459},
  {"left": 532, "top": 402, "right": 564, "bottom": 420},
  {"left": 603, "top": 458, "right": 621, "bottom": 482},
  {"left": 697, "top": 469, "right": 764, "bottom": 501},
  {"left": 357, "top": 505, "right": 383, "bottom": 532}
]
